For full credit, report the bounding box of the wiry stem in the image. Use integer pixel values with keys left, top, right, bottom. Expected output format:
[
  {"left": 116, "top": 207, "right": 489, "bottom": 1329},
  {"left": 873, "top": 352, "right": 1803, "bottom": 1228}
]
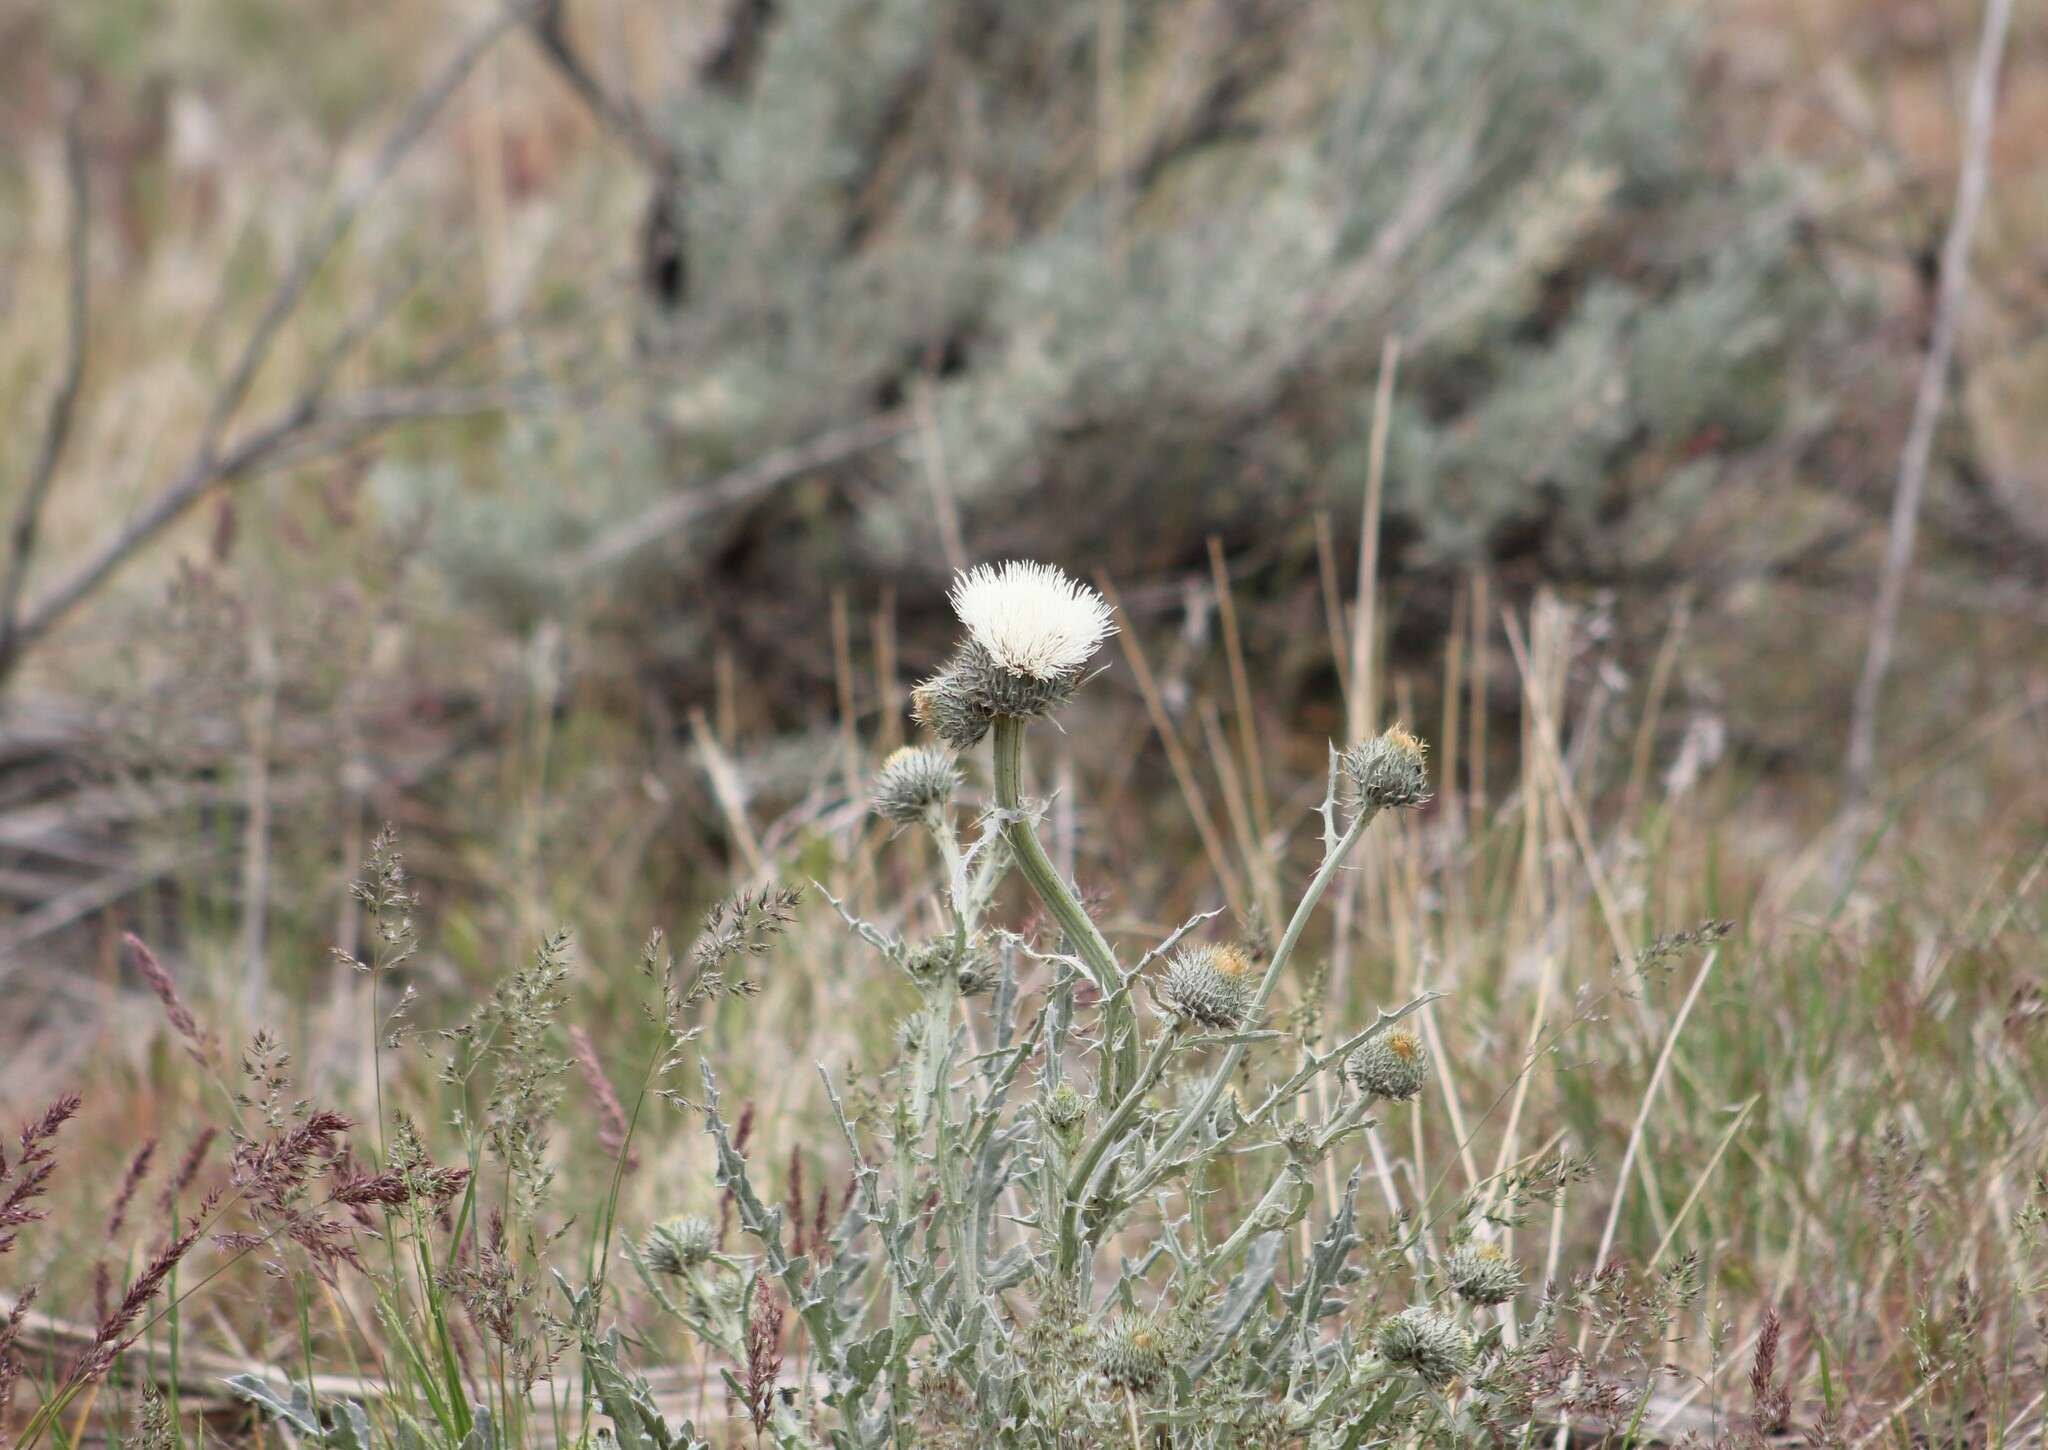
[
  {"left": 1208, "top": 1097, "right": 1371, "bottom": 1268},
  {"left": 1057, "top": 1024, "right": 1183, "bottom": 1272}
]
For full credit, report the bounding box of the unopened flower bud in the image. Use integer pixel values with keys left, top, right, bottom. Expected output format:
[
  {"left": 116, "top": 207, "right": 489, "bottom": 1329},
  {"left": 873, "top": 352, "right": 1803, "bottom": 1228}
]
[
  {"left": 1343, "top": 726, "right": 1430, "bottom": 812},
  {"left": 1375, "top": 1306, "right": 1473, "bottom": 1384},
  {"left": 1345, "top": 1027, "right": 1428, "bottom": 1102},
  {"left": 1041, "top": 1082, "right": 1086, "bottom": 1147},
  {"left": 643, "top": 1215, "right": 717, "bottom": 1276},
  {"left": 1156, "top": 944, "right": 1257, "bottom": 1031},
  {"left": 1093, "top": 1315, "right": 1169, "bottom": 1392},
  {"left": 870, "top": 745, "right": 961, "bottom": 822},
  {"left": 1445, "top": 1243, "right": 1524, "bottom": 1306}
]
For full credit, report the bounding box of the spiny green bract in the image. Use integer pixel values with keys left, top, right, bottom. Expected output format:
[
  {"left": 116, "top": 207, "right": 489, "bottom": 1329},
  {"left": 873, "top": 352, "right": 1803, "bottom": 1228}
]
[
  {"left": 1092, "top": 1314, "right": 1170, "bottom": 1392},
  {"left": 1343, "top": 726, "right": 1430, "bottom": 812},
  {"left": 1039, "top": 1081, "right": 1086, "bottom": 1143},
  {"left": 912, "top": 639, "right": 1082, "bottom": 748},
  {"left": 642, "top": 1215, "right": 717, "bottom": 1276},
  {"left": 903, "top": 935, "right": 996, "bottom": 996}
]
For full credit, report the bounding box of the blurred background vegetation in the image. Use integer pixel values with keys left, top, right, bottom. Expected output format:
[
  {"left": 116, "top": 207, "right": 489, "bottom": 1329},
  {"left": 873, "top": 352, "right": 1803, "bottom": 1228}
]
[
  {"left": 0, "top": 0, "right": 2044, "bottom": 1434},
  {"left": 2, "top": 0, "right": 2040, "bottom": 997}
]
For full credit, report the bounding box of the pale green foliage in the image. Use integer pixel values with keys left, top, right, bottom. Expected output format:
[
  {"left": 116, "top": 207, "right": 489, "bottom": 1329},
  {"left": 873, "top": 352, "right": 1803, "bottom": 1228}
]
[{"left": 642, "top": 592, "right": 1574, "bottom": 1446}]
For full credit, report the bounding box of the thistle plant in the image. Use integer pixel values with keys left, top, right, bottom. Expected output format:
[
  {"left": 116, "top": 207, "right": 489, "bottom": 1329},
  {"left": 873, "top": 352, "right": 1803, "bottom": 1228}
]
[
  {"left": 1343, "top": 1026, "right": 1430, "bottom": 1104},
  {"left": 662, "top": 559, "right": 1550, "bottom": 1446}
]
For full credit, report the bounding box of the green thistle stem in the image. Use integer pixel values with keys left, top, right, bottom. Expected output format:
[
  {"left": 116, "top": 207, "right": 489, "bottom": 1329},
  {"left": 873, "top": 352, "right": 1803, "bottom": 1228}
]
[{"left": 991, "top": 715, "right": 1139, "bottom": 1097}]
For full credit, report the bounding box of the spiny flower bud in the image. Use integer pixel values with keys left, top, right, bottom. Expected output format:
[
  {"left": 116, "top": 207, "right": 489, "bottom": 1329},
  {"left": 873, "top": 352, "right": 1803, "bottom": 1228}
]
[
  {"left": 1345, "top": 1027, "right": 1428, "bottom": 1102},
  {"left": 913, "top": 640, "right": 1084, "bottom": 747},
  {"left": 1375, "top": 1306, "right": 1474, "bottom": 1385},
  {"left": 1156, "top": 943, "right": 1257, "bottom": 1031},
  {"left": 953, "top": 944, "right": 997, "bottom": 997},
  {"left": 1093, "top": 1314, "right": 1169, "bottom": 1392},
  {"left": 643, "top": 1215, "right": 717, "bottom": 1276},
  {"left": 911, "top": 659, "right": 994, "bottom": 749},
  {"left": 1280, "top": 1117, "right": 1319, "bottom": 1162},
  {"left": 870, "top": 745, "right": 961, "bottom": 822},
  {"left": 896, "top": 1014, "right": 926, "bottom": 1054},
  {"left": 1040, "top": 1082, "right": 1086, "bottom": 1145},
  {"left": 1343, "top": 726, "right": 1430, "bottom": 812},
  {"left": 1444, "top": 1243, "right": 1524, "bottom": 1306},
  {"left": 904, "top": 937, "right": 953, "bottom": 981}
]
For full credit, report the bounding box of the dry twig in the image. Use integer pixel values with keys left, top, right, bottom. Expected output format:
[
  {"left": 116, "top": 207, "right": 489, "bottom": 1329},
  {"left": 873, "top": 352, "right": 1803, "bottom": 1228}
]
[{"left": 1844, "top": 0, "right": 2014, "bottom": 799}]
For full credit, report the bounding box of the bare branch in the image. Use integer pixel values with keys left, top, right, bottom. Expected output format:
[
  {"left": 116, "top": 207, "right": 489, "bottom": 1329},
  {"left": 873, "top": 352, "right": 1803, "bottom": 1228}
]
[
  {"left": 0, "top": 93, "right": 90, "bottom": 677},
  {"left": 1844, "top": 0, "right": 2013, "bottom": 799},
  {"left": 560, "top": 411, "right": 913, "bottom": 579},
  {"left": 9, "top": 376, "right": 588, "bottom": 661},
  {"left": 0, "top": 9, "right": 523, "bottom": 675},
  {"left": 198, "top": 4, "right": 525, "bottom": 452},
  {"left": 521, "top": 0, "right": 679, "bottom": 177}
]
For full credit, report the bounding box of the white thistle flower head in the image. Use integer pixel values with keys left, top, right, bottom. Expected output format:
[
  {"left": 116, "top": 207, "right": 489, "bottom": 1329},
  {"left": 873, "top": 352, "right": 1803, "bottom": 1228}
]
[{"left": 949, "top": 561, "right": 1116, "bottom": 682}]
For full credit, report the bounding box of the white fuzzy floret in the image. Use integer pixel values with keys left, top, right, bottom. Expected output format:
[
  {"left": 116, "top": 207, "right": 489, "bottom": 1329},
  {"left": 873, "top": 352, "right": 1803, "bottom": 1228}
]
[{"left": 948, "top": 560, "right": 1116, "bottom": 681}]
